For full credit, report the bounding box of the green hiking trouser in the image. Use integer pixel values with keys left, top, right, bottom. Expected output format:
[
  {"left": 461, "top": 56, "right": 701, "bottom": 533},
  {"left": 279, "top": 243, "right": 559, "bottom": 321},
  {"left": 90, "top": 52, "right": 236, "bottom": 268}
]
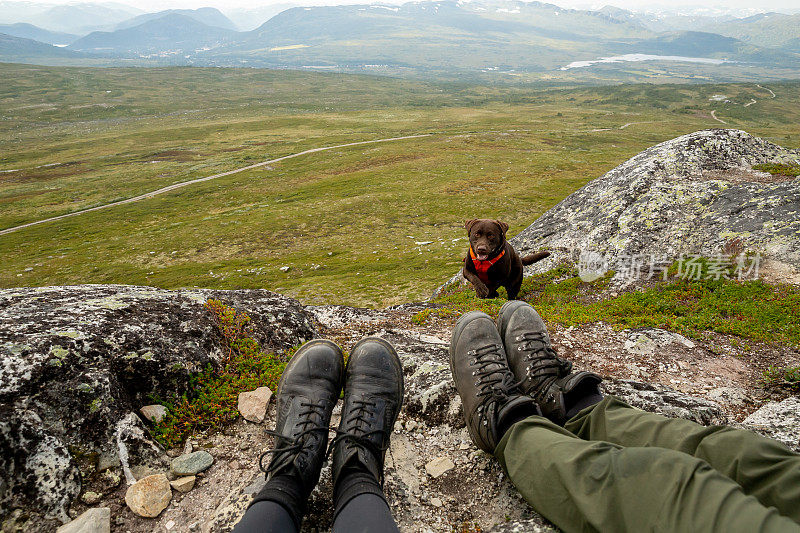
[{"left": 495, "top": 396, "right": 800, "bottom": 533}]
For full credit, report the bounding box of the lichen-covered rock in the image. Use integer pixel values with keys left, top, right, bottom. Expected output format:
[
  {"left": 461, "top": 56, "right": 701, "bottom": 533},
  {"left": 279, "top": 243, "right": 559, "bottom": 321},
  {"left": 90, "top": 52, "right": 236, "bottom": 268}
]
[
  {"left": 0, "top": 285, "right": 315, "bottom": 528},
  {"left": 0, "top": 408, "right": 80, "bottom": 524},
  {"left": 741, "top": 397, "right": 800, "bottom": 452},
  {"left": 438, "top": 129, "right": 800, "bottom": 294},
  {"left": 602, "top": 379, "right": 728, "bottom": 426}
]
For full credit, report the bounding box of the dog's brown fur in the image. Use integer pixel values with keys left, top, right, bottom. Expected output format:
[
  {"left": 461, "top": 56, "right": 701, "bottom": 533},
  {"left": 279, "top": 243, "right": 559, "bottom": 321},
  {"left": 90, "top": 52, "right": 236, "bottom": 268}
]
[{"left": 462, "top": 219, "right": 550, "bottom": 300}]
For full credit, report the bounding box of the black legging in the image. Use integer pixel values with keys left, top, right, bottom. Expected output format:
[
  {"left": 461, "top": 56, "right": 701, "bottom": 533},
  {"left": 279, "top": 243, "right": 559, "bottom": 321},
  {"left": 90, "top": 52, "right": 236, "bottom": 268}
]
[{"left": 233, "top": 493, "right": 400, "bottom": 533}]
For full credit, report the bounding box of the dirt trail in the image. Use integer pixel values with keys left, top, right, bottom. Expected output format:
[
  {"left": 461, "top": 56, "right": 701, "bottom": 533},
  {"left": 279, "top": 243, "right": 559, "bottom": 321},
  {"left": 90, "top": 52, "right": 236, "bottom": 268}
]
[
  {"left": 757, "top": 84, "right": 776, "bottom": 98},
  {"left": 710, "top": 110, "right": 727, "bottom": 124},
  {"left": 0, "top": 134, "right": 431, "bottom": 237}
]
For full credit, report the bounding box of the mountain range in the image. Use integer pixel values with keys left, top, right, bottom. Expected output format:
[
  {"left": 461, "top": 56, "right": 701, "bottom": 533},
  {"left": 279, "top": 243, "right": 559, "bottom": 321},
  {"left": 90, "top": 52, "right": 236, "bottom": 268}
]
[{"left": 2, "top": 0, "right": 800, "bottom": 82}]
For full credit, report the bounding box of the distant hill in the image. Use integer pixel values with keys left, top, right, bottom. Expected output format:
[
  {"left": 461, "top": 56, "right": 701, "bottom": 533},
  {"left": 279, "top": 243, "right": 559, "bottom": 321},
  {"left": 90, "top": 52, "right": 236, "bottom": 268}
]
[
  {"left": 114, "top": 7, "right": 237, "bottom": 31},
  {"left": 68, "top": 13, "right": 236, "bottom": 56},
  {"left": 3, "top": 0, "right": 799, "bottom": 82},
  {"left": 619, "top": 31, "right": 784, "bottom": 61},
  {"left": 208, "top": 0, "right": 655, "bottom": 71},
  {"left": 25, "top": 3, "right": 142, "bottom": 34},
  {"left": 0, "top": 23, "right": 78, "bottom": 45},
  {"left": 700, "top": 12, "right": 800, "bottom": 49},
  {"left": 0, "top": 32, "right": 87, "bottom": 62},
  {"left": 201, "top": 1, "right": 798, "bottom": 74}
]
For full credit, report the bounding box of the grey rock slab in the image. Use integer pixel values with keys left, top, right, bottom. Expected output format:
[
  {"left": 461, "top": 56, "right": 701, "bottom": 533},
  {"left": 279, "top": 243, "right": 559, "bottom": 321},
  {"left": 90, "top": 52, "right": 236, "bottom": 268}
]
[
  {"left": 124, "top": 474, "right": 172, "bottom": 518},
  {"left": 742, "top": 397, "right": 800, "bottom": 451},
  {"left": 171, "top": 450, "right": 214, "bottom": 476},
  {"left": 56, "top": 507, "right": 111, "bottom": 533},
  {"left": 707, "top": 386, "right": 752, "bottom": 407},
  {"left": 602, "top": 379, "right": 728, "bottom": 426},
  {"left": 0, "top": 285, "right": 315, "bottom": 525}
]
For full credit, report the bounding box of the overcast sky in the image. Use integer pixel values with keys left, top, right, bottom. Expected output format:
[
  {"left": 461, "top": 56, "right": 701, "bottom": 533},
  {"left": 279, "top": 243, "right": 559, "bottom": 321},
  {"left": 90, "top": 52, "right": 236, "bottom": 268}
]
[{"left": 31, "top": 0, "right": 800, "bottom": 12}]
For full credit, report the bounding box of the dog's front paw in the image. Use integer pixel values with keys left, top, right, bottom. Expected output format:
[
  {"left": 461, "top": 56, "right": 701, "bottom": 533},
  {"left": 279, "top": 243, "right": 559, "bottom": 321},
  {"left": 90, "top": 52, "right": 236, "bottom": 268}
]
[{"left": 474, "top": 283, "right": 490, "bottom": 299}]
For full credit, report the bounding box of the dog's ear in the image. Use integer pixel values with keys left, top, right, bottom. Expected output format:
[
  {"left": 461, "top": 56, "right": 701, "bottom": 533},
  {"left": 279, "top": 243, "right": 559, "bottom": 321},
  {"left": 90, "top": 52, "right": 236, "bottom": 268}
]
[
  {"left": 464, "top": 219, "right": 478, "bottom": 233},
  {"left": 494, "top": 220, "right": 509, "bottom": 236}
]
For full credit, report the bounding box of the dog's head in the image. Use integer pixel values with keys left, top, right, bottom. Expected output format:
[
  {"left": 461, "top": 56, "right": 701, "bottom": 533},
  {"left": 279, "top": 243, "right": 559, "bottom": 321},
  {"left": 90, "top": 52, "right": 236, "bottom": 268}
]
[{"left": 465, "top": 219, "right": 509, "bottom": 261}]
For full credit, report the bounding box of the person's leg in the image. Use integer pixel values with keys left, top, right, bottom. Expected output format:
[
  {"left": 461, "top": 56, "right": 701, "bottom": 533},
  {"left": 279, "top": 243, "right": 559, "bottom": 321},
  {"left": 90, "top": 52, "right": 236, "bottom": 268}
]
[
  {"left": 233, "top": 500, "right": 297, "bottom": 533},
  {"left": 233, "top": 339, "right": 345, "bottom": 532},
  {"left": 495, "top": 300, "right": 800, "bottom": 524},
  {"left": 496, "top": 414, "right": 800, "bottom": 533},
  {"left": 565, "top": 395, "right": 800, "bottom": 523},
  {"left": 332, "top": 493, "right": 399, "bottom": 533},
  {"left": 330, "top": 338, "right": 403, "bottom": 533}
]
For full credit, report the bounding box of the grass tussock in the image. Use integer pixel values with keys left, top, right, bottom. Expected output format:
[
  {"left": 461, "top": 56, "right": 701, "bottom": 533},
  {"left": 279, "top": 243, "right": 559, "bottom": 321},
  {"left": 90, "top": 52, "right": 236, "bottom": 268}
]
[
  {"left": 762, "top": 366, "right": 800, "bottom": 390},
  {"left": 416, "top": 262, "right": 800, "bottom": 347},
  {"left": 150, "top": 299, "right": 288, "bottom": 448}
]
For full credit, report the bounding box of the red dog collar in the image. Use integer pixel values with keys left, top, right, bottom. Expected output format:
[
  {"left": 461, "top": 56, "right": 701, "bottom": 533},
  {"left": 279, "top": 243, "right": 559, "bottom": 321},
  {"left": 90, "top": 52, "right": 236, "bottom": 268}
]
[{"left": 469, "top": 246, "right": 505, "bottom": 284}]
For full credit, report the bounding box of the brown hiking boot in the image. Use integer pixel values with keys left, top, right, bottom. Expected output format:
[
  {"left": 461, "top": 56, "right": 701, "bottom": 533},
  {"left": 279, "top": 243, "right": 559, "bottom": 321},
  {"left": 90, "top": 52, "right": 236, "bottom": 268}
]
[
  {"left": 497, "top": 300, "right": 602, "bottom": 424},
  {"left": 450, "top": 311, "right": 540, "bottom": 453}
]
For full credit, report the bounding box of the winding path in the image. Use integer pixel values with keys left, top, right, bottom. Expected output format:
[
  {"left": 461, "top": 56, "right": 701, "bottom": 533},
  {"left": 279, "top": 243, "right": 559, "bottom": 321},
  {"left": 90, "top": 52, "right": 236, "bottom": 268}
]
[
  {"left": 0, "top": 134, "right": 431, "bottom": 237},
  {"left": 710, "top": 110, "right": 727, "bottom": 124},
  {"left": 757, "top": 84, "right": 776, "bottom": 98}
]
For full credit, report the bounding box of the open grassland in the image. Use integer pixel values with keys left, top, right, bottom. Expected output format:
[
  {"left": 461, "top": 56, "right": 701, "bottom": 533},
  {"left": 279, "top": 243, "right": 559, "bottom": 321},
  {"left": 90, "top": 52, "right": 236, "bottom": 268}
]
[{"left": 2, "top": 63, "right": 800, "bottom": 306}]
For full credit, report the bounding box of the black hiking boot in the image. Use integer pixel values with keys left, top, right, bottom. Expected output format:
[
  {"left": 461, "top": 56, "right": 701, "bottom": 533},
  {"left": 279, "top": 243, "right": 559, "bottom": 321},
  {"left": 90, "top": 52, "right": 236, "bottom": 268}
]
[
  {"left": 450, "top": 311, "right": 541, "bottom": 453},
  {"left": 497, "top": 300, "right": 602, "bottom": 425},
  {"left": 250, "top": 339, "right": 344, "bottom": 529},
  {"left": 330, "top": 337, "right": 404, "bottom": 517}
]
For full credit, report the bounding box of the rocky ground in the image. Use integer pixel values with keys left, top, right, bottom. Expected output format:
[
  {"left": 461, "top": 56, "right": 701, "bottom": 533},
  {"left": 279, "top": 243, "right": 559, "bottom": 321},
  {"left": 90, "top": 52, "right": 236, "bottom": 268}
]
[{"left": 14, "top": 297, "right": 794, "bottom": 533}]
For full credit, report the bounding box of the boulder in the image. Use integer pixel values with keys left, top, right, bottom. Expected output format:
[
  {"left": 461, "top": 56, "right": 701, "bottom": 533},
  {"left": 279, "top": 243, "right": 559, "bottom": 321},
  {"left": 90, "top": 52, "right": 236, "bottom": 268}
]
[
  {"left": 0, "top": 285, "right": 315, "bottom": 528},
  {"left": 437, "top": 129, "right": 800, "bottom": 293},
  {"left": 124, "top": 473, "right": 172, "bottom": 518}
]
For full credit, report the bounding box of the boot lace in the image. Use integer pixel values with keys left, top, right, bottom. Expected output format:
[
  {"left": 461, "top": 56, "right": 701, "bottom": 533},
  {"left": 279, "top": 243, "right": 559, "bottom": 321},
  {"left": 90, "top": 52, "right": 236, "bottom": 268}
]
[
  {"left": 259, "top": 400, "right": 328, "bottom": 474},
  {"left": 326, "top": 398, "right": 390, "bottom": 482},
  {"left": 470, "top": 343, "right": 522, "bottom": 426},
  {"left": 515, "top": 332, "right": 572, "bottom": 399}
]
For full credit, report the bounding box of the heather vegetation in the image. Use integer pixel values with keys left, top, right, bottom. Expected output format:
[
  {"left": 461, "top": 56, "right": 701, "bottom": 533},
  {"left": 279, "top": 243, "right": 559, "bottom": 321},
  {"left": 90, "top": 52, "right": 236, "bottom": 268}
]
[{"left": 1, "top": 64, "right": 799, "bottom": 306}]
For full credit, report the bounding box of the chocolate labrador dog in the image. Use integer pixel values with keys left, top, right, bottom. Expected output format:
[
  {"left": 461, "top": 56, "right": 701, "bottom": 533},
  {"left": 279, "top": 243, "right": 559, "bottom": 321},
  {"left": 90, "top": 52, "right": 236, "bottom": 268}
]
[{"left": 462, "top": 219, "right": 550, "bottom": 300}]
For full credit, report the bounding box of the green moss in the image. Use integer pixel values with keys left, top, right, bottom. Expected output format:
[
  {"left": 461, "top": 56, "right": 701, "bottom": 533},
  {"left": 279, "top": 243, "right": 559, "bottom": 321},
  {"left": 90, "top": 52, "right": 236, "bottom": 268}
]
[
  {"left": 417, "top": 261, "right": 800, "bottom": 346},
  {"left": 89, "top": 398, "right": 102, "bottom": 413},
  {"left": 149, "top": 299, "right": 288, "bottom": 448},
  {"left": 753, "top": 163, "right": 800, "bottom": 177}
]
